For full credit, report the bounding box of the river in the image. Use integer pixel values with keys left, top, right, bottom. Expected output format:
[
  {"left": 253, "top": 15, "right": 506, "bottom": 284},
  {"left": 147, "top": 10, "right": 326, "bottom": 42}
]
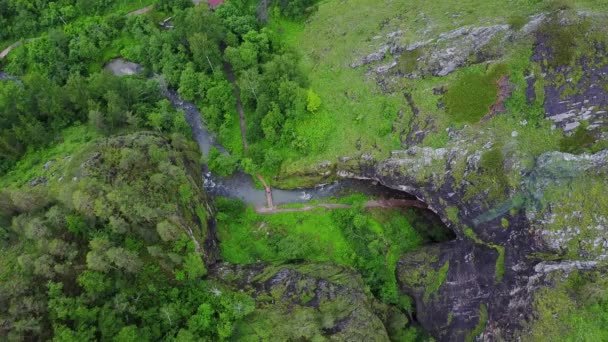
[{"left": 103, "top": 59, "right": 424, "bottom": 207}]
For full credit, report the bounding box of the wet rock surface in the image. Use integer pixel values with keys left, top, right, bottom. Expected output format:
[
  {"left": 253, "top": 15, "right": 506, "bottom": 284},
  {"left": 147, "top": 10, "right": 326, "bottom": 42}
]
[
  {"left": 323, "top": 142, "right": 608, "bottom": 340},
  {"left": 532, "top": 33, "right": 608, "bottom": 134}
]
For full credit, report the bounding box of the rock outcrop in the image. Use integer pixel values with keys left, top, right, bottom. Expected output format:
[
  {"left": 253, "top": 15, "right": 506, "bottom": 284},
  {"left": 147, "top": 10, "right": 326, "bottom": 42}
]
[
  {"left": 274, "top": 134, "right": 607, "bottom": 340},
  {"left": 332, "top": 143, "right": 608, "bottom": 340},
  {"left": 211, "top": 262, "right": 407, "bottom": 340},
  {"left": 352, "top": 23, "right": 514, "bottom": 78}
]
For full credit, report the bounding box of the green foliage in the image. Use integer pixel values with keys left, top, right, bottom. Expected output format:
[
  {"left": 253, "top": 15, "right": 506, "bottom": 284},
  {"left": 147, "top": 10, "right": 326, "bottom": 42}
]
[
  {"left": 540, "top": 17, "right": 591, "bottom": 68},
  {"left": 559, "top": 123, "right": 596, "bottom": 154},
  {"left": 0, "top": 134, "right": 255, "bottom": 341},
  {"left": 396, "top": 49, "right": 422, "bottom": 74},
  {"left": 525, "top": 271, "right": 608, "bottom": 341},
  {"left": 465, "top": 304, "right": 488, "bottom": 342},
  {"left": 446, "top": 206, "right": 459, "bottom": 224},
  {"left": 306, "top": 88, "right": 321, "bottom": 113},
  {"left": 508, "top": 15, "right": 528, "bottom": 30},
  {"left": 271, "top": 0, "right": 319, "bottom": 20},
  {"left": 424, "top": 261, "right": 449, "bottom": 302},
  {"left": 214, "top": 197, "right": 448, "bottom": 306},
  {"left": 444, "top": 64, "right": 507, "bottom": 124},
  {"left": 465, "top": 146, "right": 509, "bottom": 203},
  {"left": 207, "top": 147, "right": 239, "bottom": 176}
]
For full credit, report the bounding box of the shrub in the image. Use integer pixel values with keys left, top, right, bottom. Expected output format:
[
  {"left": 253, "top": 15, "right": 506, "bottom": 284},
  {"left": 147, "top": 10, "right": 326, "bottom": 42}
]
[
  {"left": 559, "top": 124, "right": 595, "bottom": 154},
  {"left": 508, "top": 15, "right": 528, "bottom": 30},
  {"left": 207, "top": 147, "right": 239, "bottom": 176},
  {"left": 306, "top": 89, "right": 321, "bottom": 113},
  {"left": 444, "top": 64, "right": 507, "bottom": 124}
]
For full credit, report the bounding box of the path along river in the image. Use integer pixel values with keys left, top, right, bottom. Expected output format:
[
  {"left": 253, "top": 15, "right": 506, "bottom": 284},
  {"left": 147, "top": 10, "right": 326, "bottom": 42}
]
[{"left": 105, "top": 59, "right": 428, "bottom": 209}]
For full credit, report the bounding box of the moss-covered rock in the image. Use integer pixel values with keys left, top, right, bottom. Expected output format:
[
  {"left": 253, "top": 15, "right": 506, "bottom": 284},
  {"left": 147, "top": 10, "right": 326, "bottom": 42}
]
[{"left": 211, "top": 262, "right": 416, "bottom": 341}]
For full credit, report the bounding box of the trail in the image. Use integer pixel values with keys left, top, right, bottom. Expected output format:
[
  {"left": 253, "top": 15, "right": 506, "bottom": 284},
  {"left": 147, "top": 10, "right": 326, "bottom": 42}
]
[
  {"left": 256, "top": 198, "right": 428, "bottom": 214},
  {"left": 0, "top": 42, "right": 21, "bottom": 60},
  {"left": 126, "top": 5, "right": 153, "bottom": 16},
  {"left": 224, "top": 60, "right": 277, "bottom": 209},
  {"left": 224, "top": 61, "right": 248, "bottom": 151}
]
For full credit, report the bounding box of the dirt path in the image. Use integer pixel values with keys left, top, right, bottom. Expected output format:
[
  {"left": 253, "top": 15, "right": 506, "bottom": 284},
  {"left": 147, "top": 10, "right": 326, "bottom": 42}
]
[
  {"left": 223, "top": 62, "right": 248, "bottom": 151},
  {"left": 480, "top": 75, "right": 511, "bottom": 124},
  {"left": 0, "top": 41, "right": 22, "bottom": 60},
  {"left": 256, "top": 198, "right": 428, "bottom": 214},
  {"left": 126, "top": 5, "right": 153, "bottom": 16}
]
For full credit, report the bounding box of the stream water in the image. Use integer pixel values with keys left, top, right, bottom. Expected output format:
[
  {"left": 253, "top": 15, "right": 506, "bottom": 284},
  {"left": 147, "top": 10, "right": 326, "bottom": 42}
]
[{"left": 102, "top": 59, "right": 420, "bottom": 206}]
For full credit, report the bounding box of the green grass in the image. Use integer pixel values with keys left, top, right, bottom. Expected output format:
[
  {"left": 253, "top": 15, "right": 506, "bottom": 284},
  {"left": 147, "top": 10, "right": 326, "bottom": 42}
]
[
  {"left": 524, "top": 271, "right": 608, "bottom": 341},
  {"left": 270, "top": 0, "right": 577, "bottom": 178},
  {"left": 214, "top": 196, "right": 450, "bottom": 305},
  {"left": 396, "top": 49, "right": 422, "bottom": 74},
  {"left": 0, "top": 125, "right": 99, "bottom": 190},
  {"left": 444, "top": 64, "right": 507, "bottom": 124}
]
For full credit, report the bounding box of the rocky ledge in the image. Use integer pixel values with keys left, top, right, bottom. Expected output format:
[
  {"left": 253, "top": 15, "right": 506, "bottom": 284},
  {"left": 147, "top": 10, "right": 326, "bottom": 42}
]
[{"left": 329, "top": 143, "right": 608, "bottom": 340}]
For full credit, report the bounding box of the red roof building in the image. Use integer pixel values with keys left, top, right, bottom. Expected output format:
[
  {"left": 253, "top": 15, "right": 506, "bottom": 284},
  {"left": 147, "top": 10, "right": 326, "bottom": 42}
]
[{"left": 208, "top": 0, "right": 225, "bottom": 9}]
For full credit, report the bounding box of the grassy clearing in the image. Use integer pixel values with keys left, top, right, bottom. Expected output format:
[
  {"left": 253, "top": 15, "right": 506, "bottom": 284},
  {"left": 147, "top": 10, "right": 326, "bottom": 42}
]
[
  {"left": 524, "top": 270, "right": 608, "bottom": 341},
  {"left": 270, "top": 0, "right": 608, "bottom": 186},
  {"left": 215, "top": 196, "right": 451, "bottom": 305},
  {"left": 270, "top": 0, "right": 576, "bottom": 177},
  {"left": 0, "top": 125, "right": 99, "bottom": 190}
]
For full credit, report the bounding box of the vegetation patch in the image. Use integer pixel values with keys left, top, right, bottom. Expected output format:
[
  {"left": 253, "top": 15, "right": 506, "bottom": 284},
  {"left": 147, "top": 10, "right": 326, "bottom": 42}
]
[
  {"left": 465, "top": 303, "right": 488, "bottom": 342},
  {"left": 539, "top": 17, "right": 591, "bottom": 68},
  {"left": 524, "top": 270, "right": 608, "bottom": 341},
  {"left": 216, "top": 197, "right": 453, "bottom": 307},
  {"left": 559, "top": 123, "right": 597, "bottom": 154},
  {"left": 444, "top": 64, "right": 508, "bottom": 124},
  {"left": 396, "top": 49, "right": 422, "bottom": 74},
  {"left": 464, "top": 145, "right": 509, "bottom": 203},
  {"left": 424, "top": 261, "right": 450, "bottom": 302}
]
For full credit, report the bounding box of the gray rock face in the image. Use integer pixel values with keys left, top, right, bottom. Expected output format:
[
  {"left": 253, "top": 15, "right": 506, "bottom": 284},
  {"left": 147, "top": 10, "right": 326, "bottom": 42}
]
[
  {"left": 351, "top": 23, "right": 512, "bottom": 78},
  {"left": 332, "top": 143, "right": 608, "bottom": 340},
  {"left": 531, "top": 32, "right": 608, "bottom": 135}
]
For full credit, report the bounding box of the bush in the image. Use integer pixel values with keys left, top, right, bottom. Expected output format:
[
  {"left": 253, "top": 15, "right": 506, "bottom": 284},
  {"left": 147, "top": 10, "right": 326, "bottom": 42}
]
[
  {"left": 559, "top": 124, "right": 596, "bottom": 154},
  {"left": 207, "top": 147, "right": 239, "bottom": 176},
  {"left": 508, "top": 15, "right": 528, "bottom": 30},
  {"left": 306, "top": 89, "right": 321, "bottom": 113},
  {"left": 444, "top": 64, "right": 507, "bottom": 124}
]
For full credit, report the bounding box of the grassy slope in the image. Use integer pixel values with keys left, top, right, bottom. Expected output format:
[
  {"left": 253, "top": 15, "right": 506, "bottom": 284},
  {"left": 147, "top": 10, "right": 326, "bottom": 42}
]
[
  {"left": 0, "top": 125, "right": 99, "bottom": 191},
  {"left": 273, "top": 0, "right": 607, "bottom": 180}
]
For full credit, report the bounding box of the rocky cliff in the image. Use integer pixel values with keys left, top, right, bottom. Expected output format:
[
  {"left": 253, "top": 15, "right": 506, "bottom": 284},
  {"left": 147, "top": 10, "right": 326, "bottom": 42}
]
[{"left": 273, "top": 9, "right": 608, "bottom": 340}]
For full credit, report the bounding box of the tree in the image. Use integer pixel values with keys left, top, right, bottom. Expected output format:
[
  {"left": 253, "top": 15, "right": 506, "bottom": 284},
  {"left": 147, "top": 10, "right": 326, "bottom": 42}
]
[
  {"left": 262, "top": 102, "right": 284, "bottom": 142},
  {"left": 179, "top": 63, "right": 200, "bottom": 101},
  {"left": 188, "top": 33, "right": 221, "bottom": 73},
  {"left": 182, "top": 252, "right": 207, "bottom": 280},
  {"left": 306, "top": 89, "right": 321, "bottom": 113},
  {"left": 157, "top": 221, "right": 182, "bottom": 242}
]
